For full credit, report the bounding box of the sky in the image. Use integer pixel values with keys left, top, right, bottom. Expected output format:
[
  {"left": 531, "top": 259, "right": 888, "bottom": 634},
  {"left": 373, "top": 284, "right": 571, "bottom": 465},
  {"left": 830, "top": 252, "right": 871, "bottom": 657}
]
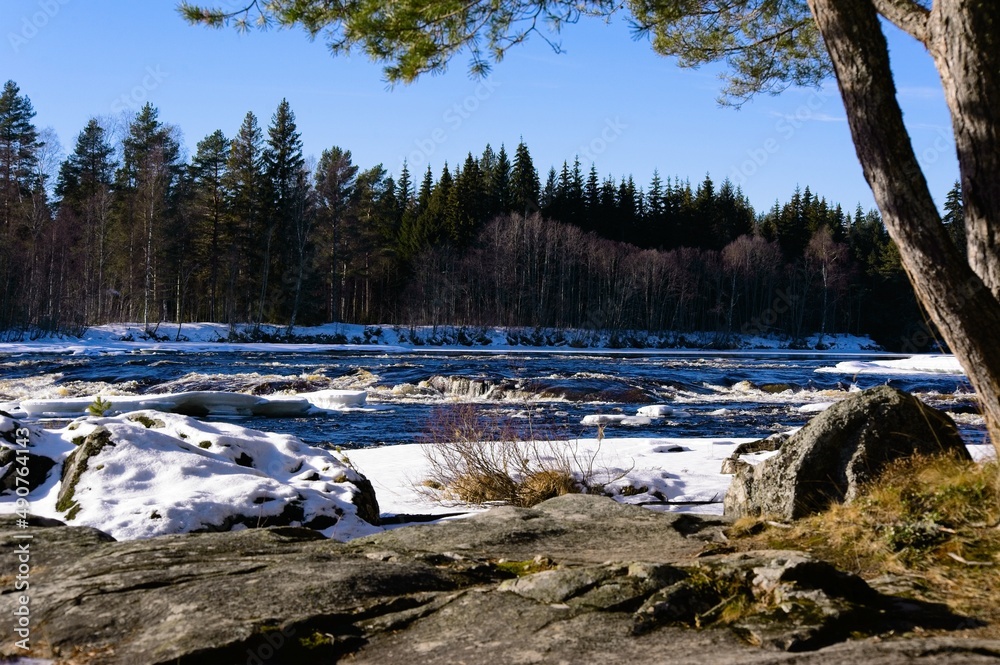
[{"left": 5, "top": 0, "right": 959, "bottom": 214}]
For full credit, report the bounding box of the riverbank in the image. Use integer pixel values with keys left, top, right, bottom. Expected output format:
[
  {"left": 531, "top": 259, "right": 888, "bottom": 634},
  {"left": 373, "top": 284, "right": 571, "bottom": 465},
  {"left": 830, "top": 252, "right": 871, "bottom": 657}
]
[{"left": 0, "top": 322, "right": 882, "bottom": 355}]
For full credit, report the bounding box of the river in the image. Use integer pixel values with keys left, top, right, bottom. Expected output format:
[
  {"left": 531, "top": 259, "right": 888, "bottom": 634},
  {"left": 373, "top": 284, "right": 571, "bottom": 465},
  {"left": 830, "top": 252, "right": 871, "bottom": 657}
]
[{"left": 0, "top": 350, "right": 981, "bottom": 448}]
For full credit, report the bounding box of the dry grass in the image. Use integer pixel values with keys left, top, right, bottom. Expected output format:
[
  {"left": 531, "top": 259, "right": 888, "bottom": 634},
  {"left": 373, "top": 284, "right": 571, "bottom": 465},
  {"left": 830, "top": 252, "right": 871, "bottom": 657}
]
[
  {"left": 729, "top": 452, "right": 1000, "bottom": 636},
  {"left": 419, "top": 404, "right": 624, "bottom": 507}
]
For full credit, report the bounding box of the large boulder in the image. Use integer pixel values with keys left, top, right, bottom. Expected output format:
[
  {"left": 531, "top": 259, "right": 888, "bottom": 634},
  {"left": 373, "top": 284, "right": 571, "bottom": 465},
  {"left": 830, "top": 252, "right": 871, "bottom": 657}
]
[
  {"left": 724, "top": 386, "right": 969, "bottom": 520},
  {"left": 7, "top": 411, "right": 381, "bottom": 539}
]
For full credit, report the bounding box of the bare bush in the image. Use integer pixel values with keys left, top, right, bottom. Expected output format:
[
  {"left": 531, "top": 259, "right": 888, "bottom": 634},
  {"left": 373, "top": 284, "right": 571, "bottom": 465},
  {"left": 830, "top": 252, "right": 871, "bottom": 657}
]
[{"left": 419, "top": 404, "right": 629, "bottom": 507}]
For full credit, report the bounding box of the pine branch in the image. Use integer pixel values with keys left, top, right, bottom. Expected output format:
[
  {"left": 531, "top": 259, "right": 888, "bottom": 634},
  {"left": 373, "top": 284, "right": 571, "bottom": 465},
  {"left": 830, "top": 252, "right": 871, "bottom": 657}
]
[{"left": 871, "top": 0, "right": 930, "bottom": 45}]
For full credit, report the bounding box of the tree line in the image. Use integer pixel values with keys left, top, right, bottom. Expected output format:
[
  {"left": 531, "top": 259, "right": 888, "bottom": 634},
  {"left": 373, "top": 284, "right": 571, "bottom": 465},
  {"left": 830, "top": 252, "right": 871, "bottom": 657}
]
[{"left": 0, "top": 80, "right": 963, "bottom": 349}]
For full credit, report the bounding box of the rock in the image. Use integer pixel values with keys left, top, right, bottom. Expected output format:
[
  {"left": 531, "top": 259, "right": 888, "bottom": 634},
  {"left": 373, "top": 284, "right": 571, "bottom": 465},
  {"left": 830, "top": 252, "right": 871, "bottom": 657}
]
[
  {"left": 733, "top": 432, "right": 790, "bottom": 456},
  {"left": 0, "top": 418, "right": 57, "bottom": 496},
  {"left": 720, "top": 456, "right": 751, "bottom": 475},
  {"left": 351, "top": 474, "right": 381, "bottom": 525},
  {"left": 721, "top": 433, "right": 789, "bottom": 474},
  {"left": 56, "top": 426, "right": 114, "bottom": 519},
  {"left": 724, "top": 386, "right": 969, "bottom": 520},
  {"left": 2, "top": 497, "right": 991, "bottom": 665},
  {"left": 48, "top": 413, "right": 381, "bottom": 539}
]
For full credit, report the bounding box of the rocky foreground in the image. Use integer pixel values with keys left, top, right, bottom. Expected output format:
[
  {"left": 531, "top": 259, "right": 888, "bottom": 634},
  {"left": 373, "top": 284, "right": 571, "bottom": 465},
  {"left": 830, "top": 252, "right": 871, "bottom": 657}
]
[{"left": 3, "top": 495, "right": 999, "bottom": 665}]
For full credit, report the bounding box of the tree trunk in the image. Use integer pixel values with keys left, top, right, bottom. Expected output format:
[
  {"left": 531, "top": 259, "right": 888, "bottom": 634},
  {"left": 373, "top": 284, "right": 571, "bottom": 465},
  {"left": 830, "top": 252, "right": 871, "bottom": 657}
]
[
  {"left": 926, "top": 3, "right": 1000, "bottom": 300},
  {"left": 807, "top": 0, "right": 1000, "bottom": 450}
]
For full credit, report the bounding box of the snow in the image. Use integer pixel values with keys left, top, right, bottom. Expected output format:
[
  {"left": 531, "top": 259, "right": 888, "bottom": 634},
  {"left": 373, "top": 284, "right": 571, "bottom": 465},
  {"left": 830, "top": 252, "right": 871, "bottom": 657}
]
[
  {"left": 0, "top": 322, "right": 881, "bottom": 355},
  {"left": 797, "top": 402, "right": 835, "bottom": 413},
  {"left": 580, "top": 414, "right": 628, "bottom": 426},
  {"left": 349, "top": 436, "right": 758, "bottom": 517},
  {"left": 299, "top": 389, "right": 368, "bottom": 410},
  {"left": 0, "top": 413, "right": 380, "bottom": 541},
  {"left": 17, "top": 389, "right": 366, "bottom": 418},
  {"left": 2, "top": 407, "right": 994, "bottom": 540},
  {"left": 637, "top": 405, "right": 674, "bottom": 417},
  {"left": 816, "top": 354, "right": 965, "bottom": 377}
]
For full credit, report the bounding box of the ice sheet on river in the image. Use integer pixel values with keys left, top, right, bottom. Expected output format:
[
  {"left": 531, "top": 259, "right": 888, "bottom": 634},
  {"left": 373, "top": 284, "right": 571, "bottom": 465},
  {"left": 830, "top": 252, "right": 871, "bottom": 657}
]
[
  {"left": 815, "top": 355, "right": 964, "bottom": 377},
  {"left": 19, "top": 389, "right": 367, "bottom": 417}
]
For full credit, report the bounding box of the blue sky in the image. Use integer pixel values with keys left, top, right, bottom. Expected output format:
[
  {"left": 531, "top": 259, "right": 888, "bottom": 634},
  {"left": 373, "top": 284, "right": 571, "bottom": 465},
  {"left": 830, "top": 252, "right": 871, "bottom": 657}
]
[{"left": 6, "top": 0, "right": 958, "bottom": 213}]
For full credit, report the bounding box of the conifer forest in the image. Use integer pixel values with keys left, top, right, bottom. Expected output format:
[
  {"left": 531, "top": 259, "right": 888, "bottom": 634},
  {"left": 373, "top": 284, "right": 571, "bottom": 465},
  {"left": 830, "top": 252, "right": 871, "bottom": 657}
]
[{"left": 0, "top": 81, "right": 967, "bottom": 350}]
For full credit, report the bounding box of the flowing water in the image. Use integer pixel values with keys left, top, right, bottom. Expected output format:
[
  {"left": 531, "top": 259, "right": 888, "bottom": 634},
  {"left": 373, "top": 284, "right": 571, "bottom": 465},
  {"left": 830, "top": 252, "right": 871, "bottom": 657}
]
[{"left": 0, "top": 350, "right": 982, "bottom": 448}]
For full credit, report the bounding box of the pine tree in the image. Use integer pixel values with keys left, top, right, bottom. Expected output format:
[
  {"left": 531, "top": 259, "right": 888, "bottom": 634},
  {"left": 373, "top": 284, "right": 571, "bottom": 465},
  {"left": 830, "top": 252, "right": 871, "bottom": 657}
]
[
  {"left": 261, "top": 98, "right": 305, "bottom": 324},
  {"left": 0, "top": 81, "right": 40, "bottom": 229},
  {"left": 315, "top": 146, "right": 358, "bottom": 322},
  {"left": 189, "top": 130, "right": 229, "bottom": 320},
  {"left": 56, "top": 119, "right": 116, "bottom": 322},
  {"left": 115, "top": 103, "right": 181, "bottom": 326},
  {"left": 223, "top": 111, "right": 266, "bottom": 325}
]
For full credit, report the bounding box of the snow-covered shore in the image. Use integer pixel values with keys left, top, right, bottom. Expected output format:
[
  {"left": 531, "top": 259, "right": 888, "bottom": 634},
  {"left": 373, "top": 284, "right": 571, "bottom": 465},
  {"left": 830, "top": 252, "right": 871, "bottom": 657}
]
[
  {"left": 0, "top": 324, "right": 982, "bottom": 543},
  {"left": 0, "top": 322, "right": 883, "bottom": 355},
  {"left": 3, "top": 403, "right": 993, "bottom": 541}
]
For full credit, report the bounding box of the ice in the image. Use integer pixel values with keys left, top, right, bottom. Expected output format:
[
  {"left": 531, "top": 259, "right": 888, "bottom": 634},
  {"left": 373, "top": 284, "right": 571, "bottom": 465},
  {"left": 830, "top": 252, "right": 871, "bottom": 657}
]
[
  {"left": 300, "top": 389, "right": 368, "bottom": 410},
  {"left": 20, "top": 391, "right": 317, "bottom": 418},
  {"left": 797, "top": 402, "right": 835, "bottom": 413},
  {"left": 637, "top": 404, "right": 673, "bottom": 417},
  {"left": 580, "top": 414, "right": 627, "bottom": 426},
  {"left": 816, "top": 355, "right": 964, "bottom": 377}
]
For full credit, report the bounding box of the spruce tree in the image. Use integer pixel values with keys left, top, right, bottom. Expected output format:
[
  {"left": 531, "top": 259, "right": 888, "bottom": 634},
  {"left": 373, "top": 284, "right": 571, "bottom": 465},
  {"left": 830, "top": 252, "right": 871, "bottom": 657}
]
[
  {"left": 510, "top": 140, "right": 539, "bottom": 216},
  {"left": 452, "top": 152, "right": 485, "bottom": 245},
  {"left": 492, "top": 144, "right": 512, "bottom": 216},
  {"left": 943, "top": 181, "right": 966, "bottom": 259}
]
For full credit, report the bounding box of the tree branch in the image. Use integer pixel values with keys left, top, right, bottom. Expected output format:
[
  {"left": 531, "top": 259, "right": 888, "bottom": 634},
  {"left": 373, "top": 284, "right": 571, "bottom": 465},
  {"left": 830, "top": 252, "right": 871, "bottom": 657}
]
[{"left": 871, "top": 0, "right": 929, "bottom": 45}]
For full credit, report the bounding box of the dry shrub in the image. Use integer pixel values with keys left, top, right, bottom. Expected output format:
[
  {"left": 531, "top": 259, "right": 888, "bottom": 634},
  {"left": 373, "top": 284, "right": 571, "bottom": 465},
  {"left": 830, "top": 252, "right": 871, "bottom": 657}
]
[
  {"left": 420, "top": 404, "right": 623, "bottom": 507},
  {"left": 519, "top": 469, "right": 579, "bottom": 506},
  {"left": 450, "top": 470, "right": 520, "bottom": 505}
]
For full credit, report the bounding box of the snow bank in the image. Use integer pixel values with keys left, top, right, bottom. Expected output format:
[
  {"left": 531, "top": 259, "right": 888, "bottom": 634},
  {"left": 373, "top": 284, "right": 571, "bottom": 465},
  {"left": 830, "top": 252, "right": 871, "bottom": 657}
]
[
  {"left": 0, "top": 322, "right": 881, "bottom": 355},
  {"left": 0, "top": 412, "right": 381, "bottom": 541}
]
